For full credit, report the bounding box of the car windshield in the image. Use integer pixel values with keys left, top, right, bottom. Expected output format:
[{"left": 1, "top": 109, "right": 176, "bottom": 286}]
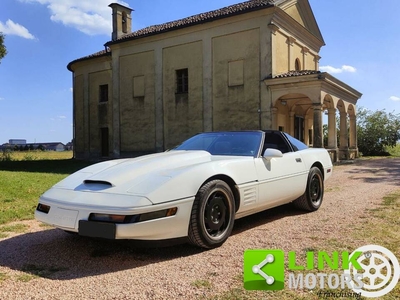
[{"left": 173, "top": 132, "right": 263, "bottom": 157}]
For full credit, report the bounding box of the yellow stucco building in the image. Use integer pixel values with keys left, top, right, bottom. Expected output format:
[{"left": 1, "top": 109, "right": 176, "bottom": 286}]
[{"left": 68, "top": 0, "right": 362, "bottom": 161}]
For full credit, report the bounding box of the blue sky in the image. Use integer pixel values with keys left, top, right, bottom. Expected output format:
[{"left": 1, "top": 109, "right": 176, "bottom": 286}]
[{"left": 1, "top": 0, "right": 399, "bottom": 144}]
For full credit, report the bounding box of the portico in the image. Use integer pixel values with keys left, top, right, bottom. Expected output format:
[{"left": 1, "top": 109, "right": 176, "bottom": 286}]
[{"left": 264, "top": 70, "right": 362, "bottom": 162}]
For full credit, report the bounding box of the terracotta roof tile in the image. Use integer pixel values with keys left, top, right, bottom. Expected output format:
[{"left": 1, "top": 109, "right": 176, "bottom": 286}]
[
  {"left": 266, "top": 70, "right": 321, "bottom": 79},
  {"left": 67, "top": 48, "right": 111, "bottom": 71},
  {"left": 69, "top": 0, "right": 275, "bottom": 69},
  {"left": 111, "top": 0, "right": 275, "bottom": 44}
]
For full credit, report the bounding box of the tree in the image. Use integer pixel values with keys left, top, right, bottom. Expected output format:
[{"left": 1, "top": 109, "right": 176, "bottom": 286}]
[
  {"left": 357, "top": 107, "right": 400, "bottom": 156},
  {"left": 0, "top": 33, "right": 7, "bottom": 64}
]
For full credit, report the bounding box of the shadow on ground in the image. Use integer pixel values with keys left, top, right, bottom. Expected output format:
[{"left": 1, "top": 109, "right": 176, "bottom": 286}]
[
  {"left": 343, "top": 158, "right": 400, "bottom": 186},
  {"left": 0, "top": 204, "right": 304, "bottom": 280}
]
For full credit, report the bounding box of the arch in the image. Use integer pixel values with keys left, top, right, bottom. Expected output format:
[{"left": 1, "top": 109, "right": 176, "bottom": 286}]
[
  {"left": 347, "top": 104, "right": 356, "bottom": 116},
  {"left": 295, "top": 58, "right": 301, "bottom": 71},
  {"left": 323, "top": 94, "right": 334, "bottom": 109},
  {"left": 122, "top": 11, "right": 128, "bottom": 33},
  {"left": 336, "top": 99, "right": 346, "bottom": 113}
]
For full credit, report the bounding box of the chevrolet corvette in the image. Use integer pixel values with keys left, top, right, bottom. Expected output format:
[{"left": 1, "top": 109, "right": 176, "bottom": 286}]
[{"left": 35, "top": 130, "right": 333, "bottom": 248}]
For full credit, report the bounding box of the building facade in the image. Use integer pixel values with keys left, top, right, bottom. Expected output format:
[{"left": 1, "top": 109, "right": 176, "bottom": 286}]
[{"left": 68, "top": 0, "right": 362, "bottom": 161}]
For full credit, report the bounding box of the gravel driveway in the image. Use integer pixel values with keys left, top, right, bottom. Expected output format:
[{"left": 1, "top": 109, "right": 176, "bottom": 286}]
[{"left": 0, "top": 157, "right": 399, "bottom": 300}]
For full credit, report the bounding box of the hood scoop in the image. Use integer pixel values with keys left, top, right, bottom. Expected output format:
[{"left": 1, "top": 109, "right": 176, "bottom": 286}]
[{"left": 84, "top": 180, "right": 113, "bottom": 187}]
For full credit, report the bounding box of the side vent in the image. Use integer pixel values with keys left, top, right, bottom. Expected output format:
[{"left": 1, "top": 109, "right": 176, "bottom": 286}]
[{"left": 242, "top": 187, "right": 257, "bottom": 205}]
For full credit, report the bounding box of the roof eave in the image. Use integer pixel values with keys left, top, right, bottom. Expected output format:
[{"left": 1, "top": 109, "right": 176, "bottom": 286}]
[{"left": 105, "top": 2, "right": 275, "bottom": 47}]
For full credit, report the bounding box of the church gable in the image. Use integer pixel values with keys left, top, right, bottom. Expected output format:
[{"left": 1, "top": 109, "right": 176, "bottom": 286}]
[{"left": 277, "top": 0, "right": 324, "bottom": 44}]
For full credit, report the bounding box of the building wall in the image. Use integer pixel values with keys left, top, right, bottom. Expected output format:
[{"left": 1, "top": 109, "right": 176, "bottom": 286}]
[
  {"left": 88, "top": 70, "right": 112, "bottom": 156},
  {"left": 212, "top": 29, "right": 260, "bottom": 131},
  {"left": 119, "top": 50, "right": 156, "bottom": 153},
  {"left": 74, "top": 74, "right": 85, "bottom": 157},
  {"left": 275, "top": 31, "right": 289, "bottom": 74},
  {"left": 70, "top": 2, "right": 326, "bottom": 159},
  {"left": 163, "top": 41, "right": 203, "bottom": 149}
]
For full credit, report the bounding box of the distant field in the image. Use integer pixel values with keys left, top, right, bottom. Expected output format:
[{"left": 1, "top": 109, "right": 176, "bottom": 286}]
[
  {"left": 1, "top": 150, "right": 73, "bottom": 161},
  {"left": 0, "top": 151, "right": 91, "bottom": 224}
]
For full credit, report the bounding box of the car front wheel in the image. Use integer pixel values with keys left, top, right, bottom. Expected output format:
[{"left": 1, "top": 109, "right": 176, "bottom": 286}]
[
  {"left": 293, "top": 166, "right": 324, "bottom": 211},
  {"left": 188, "top": 180, "right": 235, "bottom": 249}
]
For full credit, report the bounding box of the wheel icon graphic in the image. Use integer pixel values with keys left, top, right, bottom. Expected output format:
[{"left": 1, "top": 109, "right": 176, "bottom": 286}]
[{"left": 344, "top": 245, "right": 400, "bottom": 298}]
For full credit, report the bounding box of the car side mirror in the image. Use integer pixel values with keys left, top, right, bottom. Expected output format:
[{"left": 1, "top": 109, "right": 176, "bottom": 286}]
[{"left": 263, "top": 148, "right": 283, "bottom": 158}]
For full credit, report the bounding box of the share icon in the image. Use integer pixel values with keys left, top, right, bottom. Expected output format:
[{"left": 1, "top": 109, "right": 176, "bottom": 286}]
[{"left": 251, "top": 253, "right": 275, "bottom": 285}]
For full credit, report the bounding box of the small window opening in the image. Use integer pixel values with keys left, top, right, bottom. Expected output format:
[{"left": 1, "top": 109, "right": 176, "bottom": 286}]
[{"left": 176, "top": 69, "right": 188, "bottom": 93}]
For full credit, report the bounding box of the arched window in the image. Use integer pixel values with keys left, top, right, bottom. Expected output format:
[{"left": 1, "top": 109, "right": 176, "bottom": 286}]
[
  {"left": 295, "top": 58, "right": 301, "bottom": 71},
  {"left": 122, "top": 11, "right": 127, "bottom": 33}
]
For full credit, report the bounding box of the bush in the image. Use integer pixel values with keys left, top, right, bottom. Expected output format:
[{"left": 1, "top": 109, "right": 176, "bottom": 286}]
[{"left": 357, "top": 108, "right": 400, "bottom": 156}]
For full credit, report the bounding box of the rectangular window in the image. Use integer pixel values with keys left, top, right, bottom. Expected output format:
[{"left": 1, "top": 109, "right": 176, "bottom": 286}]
[
  {"left": 99, "top": 84, "right": 108, "bottom": 103},
  {"left": 176, "top": 69, "right": 188, "bottom": 94}
]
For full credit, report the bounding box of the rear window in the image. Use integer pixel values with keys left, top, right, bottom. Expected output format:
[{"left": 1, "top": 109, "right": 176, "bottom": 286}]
[{"left": 283, "top": 133, "right": 308, "bottom": 151}]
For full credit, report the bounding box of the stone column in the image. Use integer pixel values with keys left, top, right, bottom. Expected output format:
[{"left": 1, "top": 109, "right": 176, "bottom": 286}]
[
  {"left": 287, "top": 37, "right": 296, "bottom": 70},
  {"left": 349, "top": 114, "right": 358, "bottom": 159},
  {"left": 349, "top": 115, "right": 357, "bottom": 148},
  {"left": 111, "top": 52, "right": 120, "bottom": 158},
  {"left": 327, "top": 108, "right": 337, "bottom": 149},
  {"left": 271, "top": 107, "right": 278, "bottom": 130},
  {"left": 339, "top": 112, "right": 348, "bottom": 149},
  {"left": 154, "top": 47, "right": 164, "bottom": 152},
  {"left": 203, "top": 36, "right": 212, "bottom": 132},
  {"left": 339, "top": 111, "right": 349, "bottom": 160},
  {"left": 302, "top": 47, "right": 309, "bottom": 70},
  {"left": 313, "top": 103, "right": 323, "bottom": 148}
]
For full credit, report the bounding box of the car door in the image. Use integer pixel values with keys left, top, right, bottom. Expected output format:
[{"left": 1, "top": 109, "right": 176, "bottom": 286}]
[{"left": 255, "top": 132, "right": 308, "bottom": 209}]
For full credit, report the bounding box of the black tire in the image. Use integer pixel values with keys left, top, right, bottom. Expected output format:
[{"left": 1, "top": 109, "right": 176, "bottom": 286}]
[
  {"left": 293, "top": 167, "right": 324, "bottom": 211},
  {"left": 188, "top": 180, "right": 235, "bottom": 249}
]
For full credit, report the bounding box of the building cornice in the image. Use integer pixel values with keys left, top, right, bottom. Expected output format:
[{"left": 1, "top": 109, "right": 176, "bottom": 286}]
[{"left": 271, "top": 8, "right": 325, "bottom": 52}]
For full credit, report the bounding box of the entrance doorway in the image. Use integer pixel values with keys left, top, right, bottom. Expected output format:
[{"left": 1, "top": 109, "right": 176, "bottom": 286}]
[{"left": 294, "top": 116, "right": 304, "bottom": 142}]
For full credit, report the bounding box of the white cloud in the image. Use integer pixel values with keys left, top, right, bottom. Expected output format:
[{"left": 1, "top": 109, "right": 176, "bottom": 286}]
[
  {"left": 0, "top": 97, "right": 4, "bottom": 101},
  {"left": 389, "top": 96, "right": 400, "bottom": 102},
  {"left": 320, "top": 65, "right": 357, "bottom": 74},
  {"left": 58, "top": 116, "right": 66, "bottom": 119},
  {"left": 19, "top": 0, "right": 129, "bottom": 36},
  {"left": 70, "top": 87, "right": 73, "bottom": 93},
  {"left": 0, "top": 19, "right": 35, "bottom": 39}
]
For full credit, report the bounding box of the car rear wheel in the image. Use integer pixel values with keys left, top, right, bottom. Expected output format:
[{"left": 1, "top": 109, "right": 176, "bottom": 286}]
[
  {"left": 293, "top": 166, "right": 324, "bottom": 211},
  {"left": 188, "top": 180, "right": 235, "bottom": 249}
]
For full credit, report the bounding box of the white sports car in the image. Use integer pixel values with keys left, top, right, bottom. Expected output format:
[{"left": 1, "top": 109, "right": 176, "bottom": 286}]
[{"left": 35, "top": 130, "right": 333, "bottom": 249}]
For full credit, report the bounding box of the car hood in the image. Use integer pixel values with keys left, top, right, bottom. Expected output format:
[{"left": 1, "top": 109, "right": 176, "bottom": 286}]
[
  {"left": 54, "top": 150, "right": 212, "bottom": 191},
  {"left": 46, "top": 150, "right": 257, "bottom": 205}
]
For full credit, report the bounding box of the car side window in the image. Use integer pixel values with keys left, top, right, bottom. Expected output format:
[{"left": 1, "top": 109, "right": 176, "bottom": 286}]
[
  {"left": 263, "top": 132, "right": 291, "bottom": 154},
  {"left": 283, "top": 133, "right": 308, "bottom": 151}
]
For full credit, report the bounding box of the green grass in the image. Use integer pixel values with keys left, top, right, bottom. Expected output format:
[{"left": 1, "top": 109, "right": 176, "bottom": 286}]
[
  {"left": 384, "top": 144, "right": 400, "bottom": 157},
  {"left": 0, "top": 224, "right": 29, "bottom": 233},
  {"left": 0, "top": 272, "right": 8, "bottom": 283},
  {"left": 192, "top": 279, "right": 213, "bottom": 289},
  {"left": 0, "top": 152, "right": 92, "bottom": 225}
]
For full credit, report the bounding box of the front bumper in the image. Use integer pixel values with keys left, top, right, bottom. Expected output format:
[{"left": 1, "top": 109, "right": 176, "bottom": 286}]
[{"left": 35, "top": 194, "right": 194, "bottom": 240}]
